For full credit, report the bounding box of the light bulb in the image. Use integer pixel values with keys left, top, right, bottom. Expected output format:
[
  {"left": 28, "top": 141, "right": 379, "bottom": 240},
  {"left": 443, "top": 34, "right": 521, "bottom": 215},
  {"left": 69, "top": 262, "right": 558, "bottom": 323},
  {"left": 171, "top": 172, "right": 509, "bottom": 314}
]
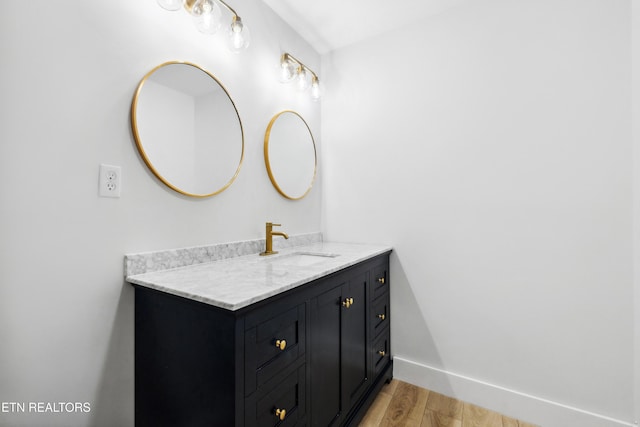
[
  {"left": 190, "top": 0, "right": 222, "bottom": 34},
  {"left": 188, "top": 0, "right": 212, "bottom": 15},
  {"left": 157, "top": 0, "right": 183, "bottom": 11},
  {"left": 310, "top": 77, "right": 322, "bottom": 100},
  {"left": 226, "top": 17, "right": 250, "bottom": 53},
  {"left": 280, "top": 59, "right": 296, "bottom": 83},
  {"left": 296, "top": 68, "right": 310, "bottom": 92}
]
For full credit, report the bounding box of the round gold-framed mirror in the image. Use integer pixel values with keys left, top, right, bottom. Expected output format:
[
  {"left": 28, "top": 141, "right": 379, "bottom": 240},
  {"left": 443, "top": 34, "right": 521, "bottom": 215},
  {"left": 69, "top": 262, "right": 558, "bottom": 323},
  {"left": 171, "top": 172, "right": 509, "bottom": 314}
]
[
  {"left": 264, "top": 110, "right": 317, "bottom": 200},
  {"left": 131, "top": 61, "right": 244, "bottom": 198}
]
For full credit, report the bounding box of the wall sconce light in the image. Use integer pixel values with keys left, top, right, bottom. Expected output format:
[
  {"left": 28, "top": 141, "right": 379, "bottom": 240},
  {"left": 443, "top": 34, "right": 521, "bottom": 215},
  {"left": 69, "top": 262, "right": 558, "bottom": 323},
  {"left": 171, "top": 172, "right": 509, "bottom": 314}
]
[
  {"left": 157, "top": 0, "right": 251, "bottom": 53},
  {"left": 280, "top": 53, "right": 322, "bottom": 100}
]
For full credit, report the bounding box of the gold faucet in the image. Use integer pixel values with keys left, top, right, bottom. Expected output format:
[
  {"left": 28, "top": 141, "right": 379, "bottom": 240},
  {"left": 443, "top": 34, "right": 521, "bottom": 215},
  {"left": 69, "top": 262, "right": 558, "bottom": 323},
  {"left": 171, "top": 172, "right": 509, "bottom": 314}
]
[{"left": 260, "top": 222, "right": 289, "bottom": 256}]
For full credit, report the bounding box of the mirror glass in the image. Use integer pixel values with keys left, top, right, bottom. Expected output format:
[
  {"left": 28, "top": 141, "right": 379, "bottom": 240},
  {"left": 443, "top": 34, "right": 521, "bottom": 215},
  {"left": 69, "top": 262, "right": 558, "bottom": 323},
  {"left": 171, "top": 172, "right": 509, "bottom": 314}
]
[
  {"left": 264, "top": 110, "right": 317, "bottom": 200},
  {"left": 131, "top": 61, "right": 244, "bottom": 197}
]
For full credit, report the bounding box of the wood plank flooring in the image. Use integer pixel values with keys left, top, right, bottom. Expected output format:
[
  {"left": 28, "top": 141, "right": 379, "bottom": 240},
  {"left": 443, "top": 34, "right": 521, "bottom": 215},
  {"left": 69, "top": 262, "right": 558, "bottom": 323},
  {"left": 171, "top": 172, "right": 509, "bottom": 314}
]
[{"left": 359, "top": 380, "right": 539, "bottom": 427}]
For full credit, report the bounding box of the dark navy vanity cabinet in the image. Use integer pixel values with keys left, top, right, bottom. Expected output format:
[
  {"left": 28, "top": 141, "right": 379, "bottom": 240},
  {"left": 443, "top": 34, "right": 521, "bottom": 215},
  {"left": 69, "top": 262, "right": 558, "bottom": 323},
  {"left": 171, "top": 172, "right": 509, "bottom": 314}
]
[{"left": 134, "top": 252, "right": 392, "bottom": 426}]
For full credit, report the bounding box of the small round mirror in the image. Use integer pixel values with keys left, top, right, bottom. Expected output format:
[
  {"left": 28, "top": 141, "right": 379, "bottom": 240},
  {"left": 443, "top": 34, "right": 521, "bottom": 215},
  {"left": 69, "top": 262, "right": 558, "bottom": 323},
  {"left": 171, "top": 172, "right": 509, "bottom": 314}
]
[
  {"left": 131, "top": 61, "right": 244, "bottom": 197},
  {"left": 264, "top": 111, "right": 317, "bottom": 200}
]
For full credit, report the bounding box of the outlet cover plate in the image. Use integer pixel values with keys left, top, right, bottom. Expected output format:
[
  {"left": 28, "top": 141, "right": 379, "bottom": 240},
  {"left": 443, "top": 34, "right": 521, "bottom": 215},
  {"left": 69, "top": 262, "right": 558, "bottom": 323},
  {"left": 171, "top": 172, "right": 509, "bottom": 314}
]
[{"left": 99, "top": 164, "right": 121, "bottom": 198}]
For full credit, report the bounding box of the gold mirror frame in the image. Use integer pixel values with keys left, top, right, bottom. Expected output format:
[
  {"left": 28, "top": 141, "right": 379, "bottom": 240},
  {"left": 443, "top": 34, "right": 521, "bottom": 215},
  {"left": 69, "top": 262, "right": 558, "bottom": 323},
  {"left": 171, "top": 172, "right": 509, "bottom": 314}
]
[
  {"left": 264, "top": 110, "right": 317, "bottom": 200},
  {"left": 131, "top": 61, "right": 245, "bottom": 198}
]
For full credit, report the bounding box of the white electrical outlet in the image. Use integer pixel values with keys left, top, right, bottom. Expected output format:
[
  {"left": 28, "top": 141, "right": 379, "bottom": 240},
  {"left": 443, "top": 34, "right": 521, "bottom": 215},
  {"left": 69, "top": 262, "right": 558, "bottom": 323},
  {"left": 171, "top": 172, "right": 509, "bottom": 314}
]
[{"left": 99, "top": 164, "right": 121, "bottom": 198}]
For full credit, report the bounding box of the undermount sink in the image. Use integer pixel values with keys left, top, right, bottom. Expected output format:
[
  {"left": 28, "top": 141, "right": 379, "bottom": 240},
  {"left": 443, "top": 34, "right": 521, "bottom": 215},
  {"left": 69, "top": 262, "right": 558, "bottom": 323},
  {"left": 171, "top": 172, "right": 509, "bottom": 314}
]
[{"left": 267, "top": 251, "right": 340, "bottom": 267}]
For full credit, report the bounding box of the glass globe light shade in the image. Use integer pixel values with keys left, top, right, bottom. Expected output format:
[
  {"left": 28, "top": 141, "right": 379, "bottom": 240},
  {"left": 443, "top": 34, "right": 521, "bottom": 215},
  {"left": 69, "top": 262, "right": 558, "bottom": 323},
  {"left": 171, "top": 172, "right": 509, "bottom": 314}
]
[
  {"left": 296, "top": 68, "right": 311, "bottom": 92},
  {"left": 188, "top": 0, "right": 214, "bottom": 15},
  {"left": 190, "top": 0, "right": 222, "bottom": 34},
  {"left": 157, "top": 0, "right": 183, "bottom": 11},
  {"left": 279, "top": 59, "right": 297, "bottom": 83},
  {"left": 310, "top": 78, "right": 322, "bottom": 100},
  {"left": 226, "top": 17, "right": 251, "bottom": 53}
]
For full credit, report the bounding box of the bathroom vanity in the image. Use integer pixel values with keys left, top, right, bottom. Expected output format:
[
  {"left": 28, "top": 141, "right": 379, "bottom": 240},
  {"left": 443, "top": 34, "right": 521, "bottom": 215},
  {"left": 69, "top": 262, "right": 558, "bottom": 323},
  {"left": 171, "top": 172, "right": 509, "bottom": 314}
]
[{"left": 126, "top": 239, "right": 392, "bottom": 426}]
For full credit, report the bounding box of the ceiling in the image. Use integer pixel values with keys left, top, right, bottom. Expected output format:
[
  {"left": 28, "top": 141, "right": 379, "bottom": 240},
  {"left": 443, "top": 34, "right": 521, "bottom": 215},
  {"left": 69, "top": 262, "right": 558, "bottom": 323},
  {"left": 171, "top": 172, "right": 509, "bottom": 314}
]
[{"left": 261, "top": 0, "right": 467, "bottom": 54}]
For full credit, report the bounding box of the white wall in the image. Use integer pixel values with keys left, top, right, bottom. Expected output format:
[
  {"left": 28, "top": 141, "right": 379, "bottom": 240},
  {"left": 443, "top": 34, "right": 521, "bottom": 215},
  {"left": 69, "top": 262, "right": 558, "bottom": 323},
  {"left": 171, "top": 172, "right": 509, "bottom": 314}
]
[
  {"left": 633, "top": 1, "right": 640, "bottom": 424},
  {"left": 322, "top": 0, "right": 635, "bottom": 425},
  {"left": 0, "top": 1, "right": 320, "bottom": 426}
]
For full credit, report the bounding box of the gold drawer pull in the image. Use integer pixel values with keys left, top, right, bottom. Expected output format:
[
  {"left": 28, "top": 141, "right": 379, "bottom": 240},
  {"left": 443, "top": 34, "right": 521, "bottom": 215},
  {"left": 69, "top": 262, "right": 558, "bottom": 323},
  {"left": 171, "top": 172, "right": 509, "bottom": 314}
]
[
  {"left": 378, "top": 350, "right": 386, "bottom": 356},
  {"left": 378, "top": 277, "right": 385, "bottom": 284},
  {"left": 275, "top": 408, "right": 286, "bottom": 420},
  {"left": 275, "top": 339, "right": 287, "bottom": 351},
  {"left": 342, "top": 297, "right": 354, "bottom": 308},
  {"left": 377, "top": 314, "right": 386, "bottom": 320}
]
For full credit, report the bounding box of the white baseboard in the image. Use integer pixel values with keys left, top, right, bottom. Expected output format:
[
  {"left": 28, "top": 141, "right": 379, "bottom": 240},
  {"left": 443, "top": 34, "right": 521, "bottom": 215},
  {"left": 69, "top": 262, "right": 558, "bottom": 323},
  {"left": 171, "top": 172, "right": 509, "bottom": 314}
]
[{"left": 393, "top": 356, "right": 636, "bottom": 427}]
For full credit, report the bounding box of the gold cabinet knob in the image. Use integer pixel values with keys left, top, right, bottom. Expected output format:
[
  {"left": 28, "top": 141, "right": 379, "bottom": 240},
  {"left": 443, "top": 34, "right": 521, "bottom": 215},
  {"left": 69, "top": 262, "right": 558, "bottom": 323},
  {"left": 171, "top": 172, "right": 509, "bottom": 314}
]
[
  {"left": 378, "top": 350, "right": 386, "bottom": 356},
  {"left": 378, "top": 277, "right": 385, "bottom": 284},
  {"left": 275, "top": 339, "right": 287, "bottom": 351},
  {"left": 275, "top": 408, "right": 286, "bottom": 421},
  {"left": 377, "top": 314, "right": 386, "bottom": 320},
  {"left": 342, "top": 297, "right": 354, "bottom": 308}
]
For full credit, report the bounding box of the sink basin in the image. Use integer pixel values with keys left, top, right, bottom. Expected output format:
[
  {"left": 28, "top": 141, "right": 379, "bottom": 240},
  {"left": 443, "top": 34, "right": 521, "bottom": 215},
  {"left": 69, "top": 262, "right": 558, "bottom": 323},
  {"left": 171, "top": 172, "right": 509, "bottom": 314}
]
[{"left": 268, "top": 251, "right": 340, "bottom": 267}]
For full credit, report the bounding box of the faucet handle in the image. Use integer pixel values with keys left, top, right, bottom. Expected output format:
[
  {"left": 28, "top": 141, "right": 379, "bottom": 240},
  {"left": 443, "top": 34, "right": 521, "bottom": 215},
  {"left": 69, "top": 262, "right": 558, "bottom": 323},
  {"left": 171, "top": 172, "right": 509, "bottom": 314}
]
[{"left": 268, "top": 222, "right": 281, "bottom": 227}]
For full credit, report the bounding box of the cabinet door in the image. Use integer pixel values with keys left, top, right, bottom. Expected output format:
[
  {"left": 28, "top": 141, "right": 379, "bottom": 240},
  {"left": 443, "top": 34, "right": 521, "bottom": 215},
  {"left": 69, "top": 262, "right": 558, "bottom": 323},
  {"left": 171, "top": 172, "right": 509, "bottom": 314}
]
[
  {"left": 340, "top": 271, "right": 369, "bottom": 413},
  {"left": 310, "top": 284, "right": 343, "bottom": 427},
  {"left": 309, "top": 271, "right": 371, "bottom": 427}
]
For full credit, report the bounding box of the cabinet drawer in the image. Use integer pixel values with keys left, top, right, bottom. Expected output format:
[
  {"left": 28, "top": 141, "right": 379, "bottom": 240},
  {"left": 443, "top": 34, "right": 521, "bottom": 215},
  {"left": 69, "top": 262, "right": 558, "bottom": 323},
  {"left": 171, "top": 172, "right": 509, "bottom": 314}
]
[
  {"left": 246, "top": 363, "right": 306, "bottom": 427},
  {"left": 370, "top": 294, "right": 389, "bottom": 339},
  {"left": 372, "top": 330, "right": 391, "bottom": 378},
  {"left": 245, "top": 304, "right": 306, "bottom": 395},
  {"left": 371, "top": 264, "right": 389, "bottom": 302}
]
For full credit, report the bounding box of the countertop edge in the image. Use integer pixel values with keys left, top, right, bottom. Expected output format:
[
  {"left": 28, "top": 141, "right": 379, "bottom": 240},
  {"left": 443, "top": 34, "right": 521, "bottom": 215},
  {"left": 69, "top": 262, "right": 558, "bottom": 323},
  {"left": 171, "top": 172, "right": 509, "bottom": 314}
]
[{"left": 127, "top": 242, "right": 392, "bottom": 311}]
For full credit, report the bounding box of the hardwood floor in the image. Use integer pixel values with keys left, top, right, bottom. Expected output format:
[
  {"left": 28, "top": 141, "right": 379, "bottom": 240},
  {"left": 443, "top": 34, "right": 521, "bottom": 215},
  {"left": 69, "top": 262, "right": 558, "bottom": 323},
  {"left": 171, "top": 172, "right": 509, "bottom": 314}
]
[{"left": 359, "top": 380, "right": 539, "bottom": 427}]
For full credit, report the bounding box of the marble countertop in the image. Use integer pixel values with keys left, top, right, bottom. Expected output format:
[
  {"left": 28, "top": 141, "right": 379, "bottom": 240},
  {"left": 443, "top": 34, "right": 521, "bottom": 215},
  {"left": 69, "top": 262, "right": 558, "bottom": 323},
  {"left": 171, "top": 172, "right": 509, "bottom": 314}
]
[{"left": 125, "top": 242, "right": 392, "bottom": 311}]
